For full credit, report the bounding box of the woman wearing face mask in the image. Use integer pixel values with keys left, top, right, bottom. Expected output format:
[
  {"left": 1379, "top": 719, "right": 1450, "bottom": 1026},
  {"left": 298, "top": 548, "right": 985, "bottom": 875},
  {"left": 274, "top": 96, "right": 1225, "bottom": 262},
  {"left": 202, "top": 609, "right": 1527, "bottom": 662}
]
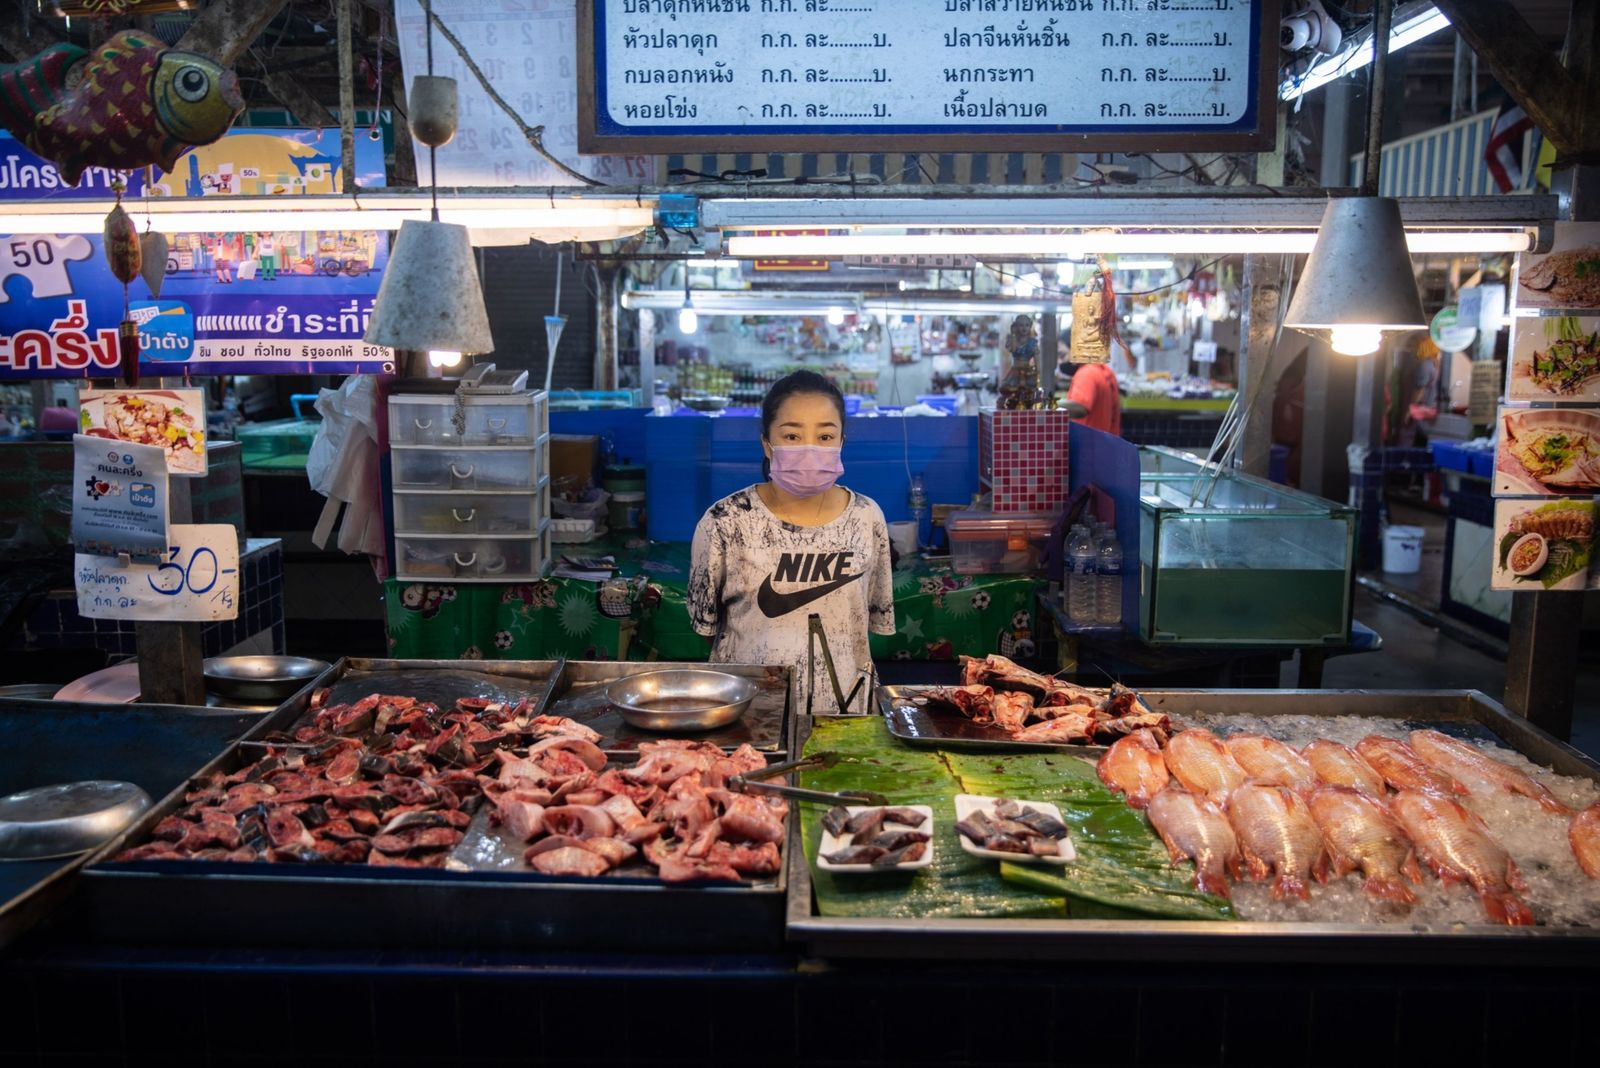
[{"left": 687, "top": 371, "right": 894, "bottom": 713}]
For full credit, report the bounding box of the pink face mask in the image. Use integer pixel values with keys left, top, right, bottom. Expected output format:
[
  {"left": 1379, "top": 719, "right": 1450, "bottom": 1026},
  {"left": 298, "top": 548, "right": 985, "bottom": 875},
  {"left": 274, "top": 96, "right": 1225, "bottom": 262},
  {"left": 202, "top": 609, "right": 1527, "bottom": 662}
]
[{"left": 768, "top": 445, "right": 843, "bottom": 498}]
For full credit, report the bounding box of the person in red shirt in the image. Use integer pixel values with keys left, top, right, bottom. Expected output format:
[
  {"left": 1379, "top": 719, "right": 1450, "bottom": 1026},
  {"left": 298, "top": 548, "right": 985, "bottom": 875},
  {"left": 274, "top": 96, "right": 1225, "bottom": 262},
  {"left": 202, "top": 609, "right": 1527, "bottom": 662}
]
[{"left": 1062, "top": 360, "right": 1123, "bottom": 437}]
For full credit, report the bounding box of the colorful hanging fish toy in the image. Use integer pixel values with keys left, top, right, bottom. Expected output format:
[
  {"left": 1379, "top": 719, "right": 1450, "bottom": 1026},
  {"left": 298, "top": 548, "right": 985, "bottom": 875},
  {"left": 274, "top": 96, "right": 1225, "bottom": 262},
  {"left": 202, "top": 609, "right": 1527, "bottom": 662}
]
[{"left": 0, "top": 29, "right": 242, "bottom": 186}]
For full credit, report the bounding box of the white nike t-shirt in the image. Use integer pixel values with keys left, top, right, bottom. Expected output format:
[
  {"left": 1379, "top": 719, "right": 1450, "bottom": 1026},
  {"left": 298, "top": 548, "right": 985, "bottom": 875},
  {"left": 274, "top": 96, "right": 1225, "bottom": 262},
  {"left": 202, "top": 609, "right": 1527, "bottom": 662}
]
[{"left": 688, "top": 485, "right": 895, "bottom": 714}]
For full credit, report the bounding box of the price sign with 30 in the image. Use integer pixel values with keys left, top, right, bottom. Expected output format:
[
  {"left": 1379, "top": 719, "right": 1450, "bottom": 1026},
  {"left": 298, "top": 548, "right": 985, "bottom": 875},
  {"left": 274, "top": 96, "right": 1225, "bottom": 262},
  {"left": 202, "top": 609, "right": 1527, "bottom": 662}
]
[{"left": 75, "top": 524, "right": 241, "bottom": 622}]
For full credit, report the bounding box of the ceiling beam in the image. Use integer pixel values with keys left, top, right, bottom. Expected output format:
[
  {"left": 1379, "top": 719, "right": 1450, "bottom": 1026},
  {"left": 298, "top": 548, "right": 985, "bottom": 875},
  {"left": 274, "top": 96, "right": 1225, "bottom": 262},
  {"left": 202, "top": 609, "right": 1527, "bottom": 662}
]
[
  {"left": 1431, "top": 0, "right": 1591, "bottom": 157},
  {"left": 176, "top": 0, "right": 294, "bottom": 67}
]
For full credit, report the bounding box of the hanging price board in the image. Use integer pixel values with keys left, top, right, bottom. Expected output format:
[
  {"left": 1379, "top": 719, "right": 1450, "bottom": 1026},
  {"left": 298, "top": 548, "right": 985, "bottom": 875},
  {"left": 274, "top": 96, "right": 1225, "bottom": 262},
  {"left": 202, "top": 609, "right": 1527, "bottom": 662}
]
[{"left": 75, "top": 524, "right": 240, "bottom": 622}]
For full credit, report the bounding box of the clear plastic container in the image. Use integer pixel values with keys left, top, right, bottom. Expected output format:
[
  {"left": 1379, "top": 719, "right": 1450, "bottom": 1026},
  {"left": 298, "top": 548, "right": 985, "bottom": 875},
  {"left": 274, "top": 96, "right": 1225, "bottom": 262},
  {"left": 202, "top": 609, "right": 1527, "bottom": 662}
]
[
  {"left": 1067, "top": 525, "right": 1097, "bottom": 622},
  {"left": 945, "top": 507, "right": 1057, "bottom": 575},
  {"left": 395, "top": 525, "right": 551, "bottom": 582},
  {"left": 388, "top": 393, "right": 548, "bottom": 446},
  {"left": 393, "top": 485, "right": 547, "bottom": 536},
  {"left": 391, "top": 447, "right": 541, "bottom": 492}
]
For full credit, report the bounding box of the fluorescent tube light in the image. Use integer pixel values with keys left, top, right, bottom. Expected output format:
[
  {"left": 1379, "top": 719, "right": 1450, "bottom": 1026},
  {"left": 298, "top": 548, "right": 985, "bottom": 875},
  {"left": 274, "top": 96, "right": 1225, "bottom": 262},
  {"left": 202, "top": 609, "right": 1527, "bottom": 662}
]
[
  {"left": 1281, "top": 6, "right": 1451, "bottom": 101},
  {"left": 724, "top": 230, "right": 1531, "bottom": 258}
]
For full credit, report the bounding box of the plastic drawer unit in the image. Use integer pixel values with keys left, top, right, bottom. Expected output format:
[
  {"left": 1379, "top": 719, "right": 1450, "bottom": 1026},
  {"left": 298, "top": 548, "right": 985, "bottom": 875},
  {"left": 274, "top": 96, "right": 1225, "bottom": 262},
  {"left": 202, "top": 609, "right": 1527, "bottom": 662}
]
[{"left": 389, "top": 389, "right": 552, "bottom": 582}]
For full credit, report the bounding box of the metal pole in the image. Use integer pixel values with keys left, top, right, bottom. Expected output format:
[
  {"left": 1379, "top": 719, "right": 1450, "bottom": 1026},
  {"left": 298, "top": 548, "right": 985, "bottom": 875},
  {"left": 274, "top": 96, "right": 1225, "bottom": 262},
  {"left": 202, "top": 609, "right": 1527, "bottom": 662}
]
[
  {"left": 1237, "top": 255, "right": 1286, "bottom": 477},
  {"left": 337, "top": 0, "right": 356, "bottom": 194},
  {"left": 1360, "top": 0, "right": 1396, "bottom": 197}
]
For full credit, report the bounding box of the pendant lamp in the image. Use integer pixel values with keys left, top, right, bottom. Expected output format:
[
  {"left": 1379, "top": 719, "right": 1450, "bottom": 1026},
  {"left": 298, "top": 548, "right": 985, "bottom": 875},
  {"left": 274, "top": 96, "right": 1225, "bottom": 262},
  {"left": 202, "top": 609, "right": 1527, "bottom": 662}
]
[
  {"left": 1285, "top": 0, "right": 1426, "bottom": 355},
  {"left": 363, "top": 0, "right": 493, "bottom": 364}
]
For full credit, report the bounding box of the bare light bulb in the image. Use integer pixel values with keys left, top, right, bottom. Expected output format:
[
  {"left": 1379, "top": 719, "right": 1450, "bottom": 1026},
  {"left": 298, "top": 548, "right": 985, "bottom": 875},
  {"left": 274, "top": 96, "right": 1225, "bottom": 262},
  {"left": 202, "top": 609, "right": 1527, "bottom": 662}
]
[
  {"left": 827, "top": 307, "right": 846, "bottom": 326},
  {"left": 677, "top": 304, "right": 698, "bottom": 334},
  {"left": 1330, "top": 325, "right": 1383, "bottom": 356},
  {"left": 428, "top": 349, "right": 462, "bottom": 368}
]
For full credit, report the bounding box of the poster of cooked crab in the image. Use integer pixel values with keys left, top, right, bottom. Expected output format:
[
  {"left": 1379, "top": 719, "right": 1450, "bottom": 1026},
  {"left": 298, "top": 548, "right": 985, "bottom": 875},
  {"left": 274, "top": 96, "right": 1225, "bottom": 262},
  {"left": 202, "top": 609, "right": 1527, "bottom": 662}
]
[
  {"left": 1494, "top": 406, "right": 1600, "bottom": 496},
  {"left": 1492, "top": 498, "right": 1599, "bottom": 591},
  {"left": 1508, "top": 316, "right": 1600, "bottom": 402},
  {"left": 1517, "top": 222, "right": 1600, "bottom": 311},
  {"left": 77, "top": 388, "right": 206, "bottom": 477}
]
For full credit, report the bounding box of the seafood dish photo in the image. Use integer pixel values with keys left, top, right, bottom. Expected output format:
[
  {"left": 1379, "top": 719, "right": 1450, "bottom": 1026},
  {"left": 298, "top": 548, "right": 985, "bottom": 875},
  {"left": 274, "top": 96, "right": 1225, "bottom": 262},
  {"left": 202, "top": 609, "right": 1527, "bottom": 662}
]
[
  {"left": 112, "top": 688, "right": 787, "bottom": 884},
  {"left": 1492, "top": 499, "right": 1597, "bottom": 592},
  {"left": 954, "top": 794, "right": 1074, "bottom": 863},
  {"left": 1495, "top": 407, "right": 1600, "bottom": 495},
  {"left": 817, "top": 805, "right": 933, "bottom": 871},
  {"left": 905, "top": 654, "right": 1169, "bottom": 746},
  {"left": 79, "top": 390, "right": 208, "bottom": 475},
  {"left": 1519, "top": 238, "right": 1600, "bottom": 310},
  {"left": 1509, "top": 316, "right": 1600, "bottom": 401},
  {"left": 1096, "top": 718, "right": 1600, "bottom": 926}
]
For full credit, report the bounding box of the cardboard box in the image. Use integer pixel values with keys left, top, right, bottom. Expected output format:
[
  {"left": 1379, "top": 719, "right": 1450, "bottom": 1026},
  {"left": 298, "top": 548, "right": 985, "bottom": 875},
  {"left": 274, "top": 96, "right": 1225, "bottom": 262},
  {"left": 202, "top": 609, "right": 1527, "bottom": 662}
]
[{"left": 550, "top": 434, "right": 600, "bottom": 489}]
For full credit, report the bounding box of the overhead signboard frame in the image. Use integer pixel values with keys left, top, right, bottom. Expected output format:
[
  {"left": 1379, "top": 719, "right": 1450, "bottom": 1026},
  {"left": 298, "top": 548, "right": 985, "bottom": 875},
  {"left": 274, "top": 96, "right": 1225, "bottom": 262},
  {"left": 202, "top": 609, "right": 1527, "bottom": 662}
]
[{"left": 578, "top": 0, "right": 1280, "bottom": 156}]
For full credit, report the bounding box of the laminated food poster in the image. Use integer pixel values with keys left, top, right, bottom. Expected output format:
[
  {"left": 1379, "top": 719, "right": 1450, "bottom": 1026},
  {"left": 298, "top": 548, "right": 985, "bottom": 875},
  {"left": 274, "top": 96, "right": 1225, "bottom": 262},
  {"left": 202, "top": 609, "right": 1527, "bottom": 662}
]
[
  {"left": 1508, "top": 316, "right": 1600, "bottom": 404},
  {"left": 77, "top": 387, "right": 207, "bottom": 476},
  {"left": 1493, "top": 405, "right": 1600, "bottom": 497},
  {"left": 1491, "top": 498, "right": 1600, "bottom": 591},
  {"left": 1517, "top": 222, "right": 1600, "bottom": 312},
  {"left": 70, "top": 435, "right": 169, "bottom": 563}
]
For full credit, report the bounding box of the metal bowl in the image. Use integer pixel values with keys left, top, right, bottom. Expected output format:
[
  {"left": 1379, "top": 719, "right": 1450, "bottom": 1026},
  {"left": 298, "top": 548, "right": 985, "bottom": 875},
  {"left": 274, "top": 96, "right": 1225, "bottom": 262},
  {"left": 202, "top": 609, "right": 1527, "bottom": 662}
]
[
  {"left": 606, "top": 669, "right": 758, "bottom": 732},
  {"left": 203, "top": 655, "right": 331, "bottom": 704},
  {"left": 0, "top": 780, "right": 152, "bottom": 860}
]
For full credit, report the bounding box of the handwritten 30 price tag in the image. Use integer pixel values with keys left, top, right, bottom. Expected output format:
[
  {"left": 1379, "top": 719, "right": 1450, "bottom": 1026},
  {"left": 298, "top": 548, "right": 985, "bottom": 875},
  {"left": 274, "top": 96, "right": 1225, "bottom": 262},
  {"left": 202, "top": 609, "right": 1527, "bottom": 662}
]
[{"left": 75, "top": 524, "right": 240, "bottom": 622}]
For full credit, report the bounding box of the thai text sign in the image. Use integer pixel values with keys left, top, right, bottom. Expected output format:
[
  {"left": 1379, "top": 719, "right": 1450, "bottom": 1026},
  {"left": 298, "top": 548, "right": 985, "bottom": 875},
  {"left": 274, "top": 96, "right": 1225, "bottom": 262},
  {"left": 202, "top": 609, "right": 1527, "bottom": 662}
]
[
  {"left": 580, "top": 0, "right": 1275, "bottom": 153},
  {"left": 76, "top": 523, "right": 240, "bottom": 622}
]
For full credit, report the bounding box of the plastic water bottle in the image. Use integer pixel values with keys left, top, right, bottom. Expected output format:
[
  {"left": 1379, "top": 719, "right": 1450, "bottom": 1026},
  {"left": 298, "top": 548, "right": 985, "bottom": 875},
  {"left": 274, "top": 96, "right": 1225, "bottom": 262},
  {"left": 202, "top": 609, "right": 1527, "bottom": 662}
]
[
  {"left": 1095, "top": 528, "right": 1123, "bottom": 625},
  {"left": 1067, "top": 525, "right": 1097, "bottom": 623}
]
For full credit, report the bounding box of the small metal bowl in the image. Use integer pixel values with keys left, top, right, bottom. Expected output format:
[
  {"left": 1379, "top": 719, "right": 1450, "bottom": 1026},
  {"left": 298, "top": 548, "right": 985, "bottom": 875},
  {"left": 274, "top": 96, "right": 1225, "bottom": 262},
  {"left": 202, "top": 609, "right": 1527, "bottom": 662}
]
[
  {"left": 606, "top": 669, "right": 758, "bottom": 732},
  {"left": 204, "top": 655, "right": 331, "bottom": 704},
  {"left": 0, "top": 780, "right": 152, "bottom": 861}
]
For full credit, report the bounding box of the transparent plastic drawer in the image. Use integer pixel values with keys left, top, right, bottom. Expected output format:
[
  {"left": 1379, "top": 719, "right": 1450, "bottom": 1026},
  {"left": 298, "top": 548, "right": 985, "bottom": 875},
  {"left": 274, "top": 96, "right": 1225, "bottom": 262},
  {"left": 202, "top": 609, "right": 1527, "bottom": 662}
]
[
  {"left": 391, "top": 447, "right": 540, "bottom": 492},
  {"left": 393, "top": 490, "right": 544, "bottom": 536},
  {"left": 395, "top": 526, "right": 550, "bottom": 582},
  {"left": 389, "top": 396, "right": 544, "bottom": 446}
]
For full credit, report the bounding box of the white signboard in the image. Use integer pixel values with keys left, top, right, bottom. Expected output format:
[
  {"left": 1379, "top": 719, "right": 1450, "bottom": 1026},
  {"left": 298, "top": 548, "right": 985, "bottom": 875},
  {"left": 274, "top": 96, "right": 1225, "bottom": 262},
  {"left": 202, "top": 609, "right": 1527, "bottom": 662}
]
[
  {"left": 76, "top": 524, "right": 240, "bottom": 622},
  {"left": 582, "top": 0, "right": 1272, "bottom": 152},
  {"left": 396, "top": 0, "right": 651, "bottom": 186},
  {"left": 71, "top": 435, "right": 169, "bottom": 563}
]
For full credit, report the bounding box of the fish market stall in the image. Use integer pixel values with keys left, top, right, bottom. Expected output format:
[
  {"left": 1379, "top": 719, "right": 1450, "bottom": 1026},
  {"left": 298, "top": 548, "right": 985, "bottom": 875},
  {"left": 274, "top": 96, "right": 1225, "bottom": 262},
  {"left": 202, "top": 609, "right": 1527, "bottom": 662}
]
[
  {"left": 74, "top": 658, "right": 798, "bottom": 952},
  {"left": 786, "top": 670, "right": 1600, "bottom": 965}
]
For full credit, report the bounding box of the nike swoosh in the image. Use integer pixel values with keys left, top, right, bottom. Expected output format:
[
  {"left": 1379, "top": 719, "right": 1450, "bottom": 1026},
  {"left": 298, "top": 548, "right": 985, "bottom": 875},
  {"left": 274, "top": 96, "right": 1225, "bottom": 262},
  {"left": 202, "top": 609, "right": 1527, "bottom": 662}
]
[{"left": 756, "top": 571, "right": 864, "bottom": 619}]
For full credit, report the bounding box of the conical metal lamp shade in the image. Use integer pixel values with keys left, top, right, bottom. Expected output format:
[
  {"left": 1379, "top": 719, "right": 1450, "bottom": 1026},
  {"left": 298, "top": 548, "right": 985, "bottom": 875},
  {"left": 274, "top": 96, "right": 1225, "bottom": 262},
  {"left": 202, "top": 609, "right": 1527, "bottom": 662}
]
[
  {"left": 1285, "top": 197, "right": 1427, "bottom": 330},
  {"left": 365, "top": 219, "right": 494, "bottom": 354}
]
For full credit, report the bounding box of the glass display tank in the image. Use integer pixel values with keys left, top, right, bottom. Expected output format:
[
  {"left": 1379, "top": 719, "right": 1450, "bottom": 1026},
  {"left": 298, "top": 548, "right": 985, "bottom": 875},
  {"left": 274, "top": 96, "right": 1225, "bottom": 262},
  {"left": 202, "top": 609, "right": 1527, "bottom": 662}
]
[{"left": 1138, "top": 448, "right": 1356, "bottom": 645}]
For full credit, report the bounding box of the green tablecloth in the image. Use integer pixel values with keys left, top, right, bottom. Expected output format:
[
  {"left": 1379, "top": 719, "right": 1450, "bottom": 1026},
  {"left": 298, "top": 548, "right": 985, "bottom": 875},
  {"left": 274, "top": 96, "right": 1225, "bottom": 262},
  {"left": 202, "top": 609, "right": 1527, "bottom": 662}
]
[{"left": 386, "top": 539, "right": 1042, "bottom": 664}]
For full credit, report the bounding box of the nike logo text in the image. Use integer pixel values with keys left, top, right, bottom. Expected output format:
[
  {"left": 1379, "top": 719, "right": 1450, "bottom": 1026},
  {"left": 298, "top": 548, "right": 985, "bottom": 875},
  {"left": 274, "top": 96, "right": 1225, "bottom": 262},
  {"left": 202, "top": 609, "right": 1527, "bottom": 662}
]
[{"left": 757, "top": 552, "right": 863, "bottom": 618}]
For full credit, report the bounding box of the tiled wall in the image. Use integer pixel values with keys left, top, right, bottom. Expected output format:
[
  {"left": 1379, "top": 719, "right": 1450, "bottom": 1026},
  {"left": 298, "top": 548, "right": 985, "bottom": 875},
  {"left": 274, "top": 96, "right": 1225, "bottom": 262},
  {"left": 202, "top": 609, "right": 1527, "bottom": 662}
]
[
  {"left": 13, "top": 539, "right": 285, "bottom": 659},
  {"left": 980, "top": 410, "right": 1072, "bottom": 513}
]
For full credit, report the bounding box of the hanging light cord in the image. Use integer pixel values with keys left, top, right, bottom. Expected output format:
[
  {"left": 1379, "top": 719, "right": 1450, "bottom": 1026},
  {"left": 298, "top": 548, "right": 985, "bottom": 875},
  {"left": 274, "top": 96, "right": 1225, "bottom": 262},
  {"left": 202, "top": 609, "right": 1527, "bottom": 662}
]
[
  {"left": 424, "top": 0, "right": 439, "bottom": 222},
  {"left": 1360, "top": 0, "right": 1394, "bottom": 196}
]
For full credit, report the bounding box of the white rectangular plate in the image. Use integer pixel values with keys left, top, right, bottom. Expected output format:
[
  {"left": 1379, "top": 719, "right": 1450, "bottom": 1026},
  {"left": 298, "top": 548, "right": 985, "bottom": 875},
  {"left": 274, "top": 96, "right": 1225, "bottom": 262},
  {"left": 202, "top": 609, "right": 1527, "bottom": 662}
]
[
  {"left": 954, "top": 794, "right": 1076, "bottom": 865},
  {"left": 816, "top": 805, "right": 935, "bottom": 873}
]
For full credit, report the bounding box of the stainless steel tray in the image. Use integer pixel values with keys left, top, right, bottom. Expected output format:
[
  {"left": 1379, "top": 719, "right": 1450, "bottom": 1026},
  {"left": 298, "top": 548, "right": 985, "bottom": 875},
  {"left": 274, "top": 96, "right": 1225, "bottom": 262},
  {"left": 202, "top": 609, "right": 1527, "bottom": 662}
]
[
  {"left": 78, "top": 658, "right": 793, "bottom": 951},
  {"left": 787, "top": 690, "right": 1600, "bottom": 966}
]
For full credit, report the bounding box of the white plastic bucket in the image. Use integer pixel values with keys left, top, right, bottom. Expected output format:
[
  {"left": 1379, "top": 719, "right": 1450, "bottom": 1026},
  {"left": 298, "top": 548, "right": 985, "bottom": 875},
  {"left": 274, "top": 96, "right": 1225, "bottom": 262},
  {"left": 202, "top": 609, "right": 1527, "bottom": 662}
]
[
  {"left": 1382, "top": 524, "right": 1425, "bottom": 574},
  {"left": 888, "top": 520, "right": 918, "bottom": 556}
]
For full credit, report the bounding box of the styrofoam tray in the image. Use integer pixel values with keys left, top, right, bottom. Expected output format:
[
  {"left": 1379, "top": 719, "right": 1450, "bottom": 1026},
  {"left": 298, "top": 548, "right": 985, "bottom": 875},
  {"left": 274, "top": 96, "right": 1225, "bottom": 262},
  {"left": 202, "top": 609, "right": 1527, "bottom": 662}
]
[
  {"left": 954, "top": 794, "right": 1076, "bottom": 865},
  {"left": 816, "top": 805, "right": 935, "bottom": 873}
]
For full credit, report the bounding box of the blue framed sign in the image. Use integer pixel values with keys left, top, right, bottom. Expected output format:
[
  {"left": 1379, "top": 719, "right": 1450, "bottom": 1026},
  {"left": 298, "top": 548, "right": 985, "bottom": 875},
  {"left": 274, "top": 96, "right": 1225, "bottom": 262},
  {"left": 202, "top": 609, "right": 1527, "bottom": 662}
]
[{"left": 579, "top": 0, "right": 1278, "bottom": 154}]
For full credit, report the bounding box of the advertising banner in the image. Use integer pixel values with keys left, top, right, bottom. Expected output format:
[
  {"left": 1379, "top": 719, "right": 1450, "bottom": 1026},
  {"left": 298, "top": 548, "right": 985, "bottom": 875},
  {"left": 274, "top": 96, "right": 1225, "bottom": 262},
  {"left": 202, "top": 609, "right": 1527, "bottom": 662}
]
[{"left": 71, "top": 435, "right": 168, "bottom": 563}]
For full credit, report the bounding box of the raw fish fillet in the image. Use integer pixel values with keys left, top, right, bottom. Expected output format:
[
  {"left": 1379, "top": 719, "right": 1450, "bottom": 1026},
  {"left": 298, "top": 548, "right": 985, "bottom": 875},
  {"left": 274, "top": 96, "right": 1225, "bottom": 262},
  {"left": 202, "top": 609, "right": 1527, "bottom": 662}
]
[
  {"left": 1302, "top": 740, "right": 1386, "bottom": 799},
  {"left": 1097, "top": 728, "right": 1170, "bottom": 809},
  {"left": 1145, "top": 786, "right": 1241, "bottom": 898},
  {"left": 1391, "top": 790, "right": 1535, "bottom": 926},
  {"left": 1307, "top": 785, "right": 1421, "bottom": 905},
  {"left": 1355, "top": 736, "right": 1467, "bottom": 797},
  {"left": 1012, "top": 713, "right": 1095, "bottom": 744},
  {"left": 1228, "top": 784, "right": 1328, "bottom": 902},
  {"left": 990, "top": 691, "right": 1035, "bottom": 734},
  {"left": 1164, "top": 728, "right": 1247, "bottom": 804},
  {"left": 1408, "top": 730, "right": 1569, "bottom": 815},
  {"left": 1225, "top": 734, "right": 1318, "bottom": 793},
  {"left": 526, "top": 845, "right": 610, "bottom": 877},
  {"left": 1570, "top": 803, "right": 1600, "bottom": 879}
]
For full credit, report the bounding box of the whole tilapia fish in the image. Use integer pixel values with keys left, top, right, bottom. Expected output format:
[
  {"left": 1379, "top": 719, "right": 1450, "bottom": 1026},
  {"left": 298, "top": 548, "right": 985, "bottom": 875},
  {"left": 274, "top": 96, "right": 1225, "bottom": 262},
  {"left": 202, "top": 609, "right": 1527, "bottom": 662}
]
[
  {"left": 1408, "top": 731, "right": 1569, "bottom": 816},
  {"left": 1096, "top": 728, "right": 1169, "bottom": 810},
  {"left": 1145, "top": 786, "right": 1240, "bottom": 898},
  {"left": 1307, "top": 785, "right": 1422, "bottom": 905},
  {"left": 1356, "top": 736, "right": 1467, "bottom": 797},
  {"left": 1571, "top": 803, "right": 1600, "bottom": 879},
  {"left": 1228, "top": 784, "right": 1327, "bottom": 902},
  {"left": 1225, "top": 734, "right": 1319, "bottom": 793},
  {"left": 1391, "top": 790, "right": 1535, "bottom": 926},
  {"left": 1164, "top": 728, "right": 1247, "bottom": 804},
  {"left": 1302, "top": 739, "right": 1387, "bottom": 799}
]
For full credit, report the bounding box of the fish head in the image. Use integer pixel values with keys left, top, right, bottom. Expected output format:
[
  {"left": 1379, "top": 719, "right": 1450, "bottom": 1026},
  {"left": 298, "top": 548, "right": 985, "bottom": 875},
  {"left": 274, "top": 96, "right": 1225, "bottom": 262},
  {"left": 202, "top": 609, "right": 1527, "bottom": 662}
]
[{"left": 151, "top": 50, "right": 243, "bottom": 146}]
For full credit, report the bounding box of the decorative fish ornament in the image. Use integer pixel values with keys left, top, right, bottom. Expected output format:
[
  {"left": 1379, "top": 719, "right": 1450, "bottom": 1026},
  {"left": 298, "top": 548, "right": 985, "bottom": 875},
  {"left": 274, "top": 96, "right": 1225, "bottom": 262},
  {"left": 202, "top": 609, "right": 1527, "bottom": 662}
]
[{"left": 0, "top": 30, "right": 242, "bottom": 186}]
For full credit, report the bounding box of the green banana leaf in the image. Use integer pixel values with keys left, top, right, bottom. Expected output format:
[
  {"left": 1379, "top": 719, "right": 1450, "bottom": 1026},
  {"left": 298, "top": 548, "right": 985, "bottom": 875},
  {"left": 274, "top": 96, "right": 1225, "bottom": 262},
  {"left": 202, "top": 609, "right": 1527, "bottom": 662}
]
[{"left": 799, "top": 718, "right": 1233, "bottom": 922}]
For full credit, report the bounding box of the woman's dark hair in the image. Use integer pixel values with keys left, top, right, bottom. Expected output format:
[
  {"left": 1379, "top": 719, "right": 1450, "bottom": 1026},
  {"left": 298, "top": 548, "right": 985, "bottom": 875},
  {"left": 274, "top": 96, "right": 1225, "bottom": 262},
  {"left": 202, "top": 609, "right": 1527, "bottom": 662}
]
[{"left": 759, "top": 370, "right": 847, "bottom": 478}]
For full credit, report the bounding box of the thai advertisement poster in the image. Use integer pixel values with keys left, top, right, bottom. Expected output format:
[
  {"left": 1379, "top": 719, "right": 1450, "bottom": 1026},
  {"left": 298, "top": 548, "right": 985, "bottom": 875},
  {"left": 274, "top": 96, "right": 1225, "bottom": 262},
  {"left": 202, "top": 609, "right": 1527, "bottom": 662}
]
[
  {"left": 0, "top": 229, "right": 395, "bottom": 378},
  {"left": 78, "top": 388, "right": 207, "bottom": 477},
  {"left": 71, "top": 435, "right": 169, "bottom": 564}
]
